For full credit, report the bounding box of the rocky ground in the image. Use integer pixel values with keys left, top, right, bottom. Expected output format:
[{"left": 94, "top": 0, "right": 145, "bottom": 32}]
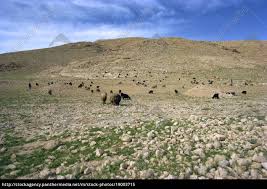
[{"left": 0, "top": 95, "right": 266, "bottom": 179}]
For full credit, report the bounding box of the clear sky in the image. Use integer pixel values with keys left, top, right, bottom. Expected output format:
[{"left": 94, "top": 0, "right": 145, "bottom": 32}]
[{"left": 0, "top": 0, "right": 266, "bottom": 53}]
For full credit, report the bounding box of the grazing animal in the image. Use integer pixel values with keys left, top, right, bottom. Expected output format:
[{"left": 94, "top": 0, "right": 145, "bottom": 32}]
[
  {"left": 78, "top": 82, "right": 84, "bottom": 88},
  {"left": 97, "top": 86, "right": 100, "bottom": 89},
  {"left": 230, "top": 92, "right": 236, "bottom": 96},
  {"left": 48, "top": 89, "right": 52, "bottom": 95},
  {"left": 28, "top": 83, "right": 32, "bottom": 90},
  {"left": 110, "top": 90, "right": 113, "bottom": 94},
  {"left": 69, "top": 82, "right": 72, "bottom": 86},
  {"left": 101, "top": 92, "right": 107, "bottom": 104},
  {"left": 149, "top": 90, "right": 154, "bottom": 94},
  {"left": 244, "top": 82, "right": 248, "bottom": 86},
  {"left": 152, "top": 85, "right": 157, "bottom": 89},
  {"left": 110, "top": 94, "right": 121, "bottom": 106},
  {"left": 242, "top": 91, "right": 247, "bottom": 94},
  {"left": 96, "top": 89, "right": 101, "bottom": 92},
  {"left": 119, "top": 90, "right": 131, "bottom": 100},
  {"left": 36, "top": 83, "right": 39, "bottom": 86},
  {"left": 91, "top": 90, "right": 94, "bottom": 93},
  {"left": 212, "top": 93, "right": 219, "bottom": 99},
  {"left": 162, "top": 85, "right": 166, "bottom": 88},
  {"left": 174, "top": 90, "right": 178, "bottom": 94},
  {"left": 208, "top": 80, "right": 213, "bottom": 85},
  {"left": 230, "top": 79, "right": 233, "bottom": 86}
]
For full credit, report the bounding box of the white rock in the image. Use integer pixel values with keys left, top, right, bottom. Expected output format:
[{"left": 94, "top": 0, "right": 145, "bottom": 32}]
[
  {"left": 121, "top": 135, "right": 132, "bottom": 142},
  {"left": 84, "top": 167, "right": 91, "bottom": 175},
  {"left": 39, "top": 168, "right": 50, "bottom": 178},
  {"left": 197, "top": 165, "right": 207, "bottom": 175},
  {"left": 7, "top": 164, "right": 16, "bottom": 170},
  {"left": 43, "top": 140, "right": 59, "bottom": 150},
  {"left": 218, "top": 160, "right": 230, "bottom": 167},
  {"left": 90, "top": 141, "right": 96, "bottom": 146},
  {"left": 214, "top": 155, "right": 226, "bottom": 163},
  {"left": 261, "top": 162, "right": 267, "bottom": 170},
  {"left": 140, "top": 169, "right": 154, "bottom": 179},
  {"left": 56, "top": 167, "right": 64, "bottom": 175},
  {"left": 57, "top": 175, "right": 65, "bottom": 180},
  {"left": 214, "top": 134, "right": 226, "bottom": 141},
  {"left": 10, "top": 170, "right": 19, "bottom": 176},
  {"left": 11, "top": 154, "right": 16, "bottom": 161},
  {"left": 147, "top": 131, "right": 155, "bottom": 140},
  {"left": 192, "top": 148, "right": 204, "bottom": 158},
  {"left": 81, "top": 140, "right": 88, "bottom": 144},
  {"left": 165, "top": 175, "right": 177, "bottom": 179},
  {"left": 155, "top": 149, "right": 164, "bottom": 157},
  {"left": 250, "top": 169, "right": 259, "bottom": 179},
  {"left": 71, "top": 149, "right": 78, "bottom": 154},
  {"left": 237, "top": 159, "right": 251, "bottom": 166},
  {"left": 142, "top": 151, "right": 150, "bottom": 159},
  {"left": 213, "top": 141, "right": 221, "bottom": 149},
  {"left": 65, "top": 174, "right": 74, "bottom": 179},
  {"left": 95, "top": 148, "right": 103, "bottom": 157},
  {"left": 0, "top": 147, "right": 7, "bottom": 153},
  {"left": 252, "top": 154, "right": 266, "bottom": 163}
]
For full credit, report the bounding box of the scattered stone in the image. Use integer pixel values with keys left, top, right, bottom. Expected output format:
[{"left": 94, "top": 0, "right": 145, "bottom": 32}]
[
  {"left": 121, "top": 135, "right": 132, "bottom": 142},
  {"left": 0, "top": 147, "right": 7, "bottom": 153},
  {"left": 43, "top": 140, "right": 59, "bottom": 150},
  {"left": 261, "top": 162, "right": 267, "bottom": 170},
  {"left": 140, "top": 169, "right": 154, "bottom": 179},
  {"left": 90, "top": 141, "right": 97, "bottom": 147},
  {"left": 7, "top": 164, "right": 16, "bottom": 170},
  {"left": 95, "top": 149, "right": 103, "bottom": 157},
  {"left": 39, "top": 168, "right": 51, "bottom": 179}
]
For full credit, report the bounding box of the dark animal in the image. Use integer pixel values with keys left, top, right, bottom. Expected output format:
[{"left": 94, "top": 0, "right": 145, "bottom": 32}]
[
  {"left": 69, "top": 82, "right": 72, "bottom": 86},
  {"left": 174, "top": 90, "right": 178, "bottom": 94},
  {"left": 162, "top": 85, "right": 166, "bottom": 88},
  {"left": 101, "top": 92, "right": 107, "bottom": 104},
  {"left": 149, "top": 90, "right": 154, "bottom": 94},
  {"left": 48, "top": 89, "right": 52, "bottom": 95},
  {"left": 208, "top": 80, "right": 213, "bottom": 85},
  {"left": 36, "top": 83, "right": 39, "bottom": 86},
  {"left": 96, "top": 89, "right": 101, "bottom": 92},
  {"left": 110, "top": 94, "right": 121, "bottom": 106},
  {"left": 152, "top": 85, "right": 157, "bottom": 89},
  {"left": 119, "top": 90, "right": 131, "bottom": 100},
  {"left": 97, "top": 86, "right": 100, "bottom": 89},
  {"left": 78, "top": 82, "right": 84, "bottom": 88},
  {"left": 91, "top": 90, "right": 94, "bottom": 93},
  {"left": 212, "top": 93, "right": 219, "bottom": 99},
  {"left": 110, "top": 90, "right": 113, "bottom": 94},
  {"left": 28, "top": 83, "right": 32, "bottom": 90},
  {"left": 232, "top": 49, "right": 240, "bottom": 53},
  {"left": 242, "top": 91, "right": 247, "bottom": 94},
  {"left": 230, "top": 92, "right": 236, "bottom": 96}
]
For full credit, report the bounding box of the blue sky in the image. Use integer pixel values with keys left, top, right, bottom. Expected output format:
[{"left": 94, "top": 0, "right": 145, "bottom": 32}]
[{"left": 0, "top": 0, "right": 266, "bottom": 53}]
